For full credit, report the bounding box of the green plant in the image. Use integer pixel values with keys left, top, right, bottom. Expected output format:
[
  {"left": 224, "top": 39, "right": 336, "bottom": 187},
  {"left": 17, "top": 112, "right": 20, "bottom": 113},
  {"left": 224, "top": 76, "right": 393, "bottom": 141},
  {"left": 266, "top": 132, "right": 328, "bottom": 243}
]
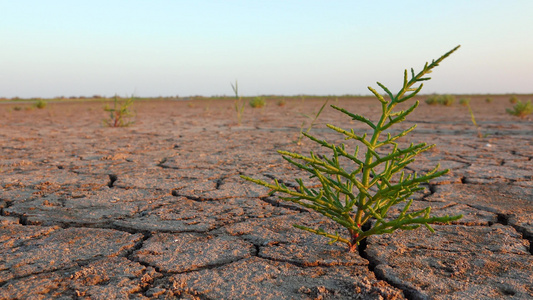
[
  {"left": 506, "top": 100, "right": 532, "bottom": 118},
  {"left": 465, "top": 102, "right": 484, "bottom": 138},
  {"left": 242, "top": 46, "right": 463, "bottom": 252},
  {"left": 424, "top": 95, "right": 439, "bottom": 105},
  {"left": 425, "top": 94, "right": 455, "bottom": 106},
  {"left": 459, "top": 98, "right": 470, "bottom": 106},
  {"left": 249, "top": 96, "right": 266, "bottom": 108},
  {"left": 231, "top": 81, "right": 245, "bottom": 125},
  {"left": 277, "top": 99, "right": 286, "bottom": 107},
  {"left": 34, "top": 99, "right": 47, "bottom": 109},
  {"left": 438, "top": 94, "right": 455, "bottom": 106},
  {"left": 485, "top": 97, "right": 493, "bottom": 103},
  {"left": 297, "top": 100, "right": 328, "bottom": 146},
  {"left": 103, "top": 95, "right": 135, "bottom": 127},
  {"left": 509, "top": 95, "right": 518, "bottom": 104}
]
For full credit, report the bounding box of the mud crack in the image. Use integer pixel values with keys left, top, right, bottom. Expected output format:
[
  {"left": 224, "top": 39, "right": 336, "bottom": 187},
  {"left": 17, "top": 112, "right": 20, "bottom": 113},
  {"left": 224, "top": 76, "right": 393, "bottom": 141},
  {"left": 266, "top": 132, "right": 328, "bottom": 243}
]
[{"left": 357, "top": 222, "right": 425, "bottom": 300}]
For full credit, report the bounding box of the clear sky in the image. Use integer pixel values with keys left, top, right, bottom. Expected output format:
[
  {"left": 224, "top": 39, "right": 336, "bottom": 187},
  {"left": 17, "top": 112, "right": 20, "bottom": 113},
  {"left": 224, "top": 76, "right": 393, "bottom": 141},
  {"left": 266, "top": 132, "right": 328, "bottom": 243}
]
[{"left": 1, "top": 1, "right": 532, "bottom": 98}]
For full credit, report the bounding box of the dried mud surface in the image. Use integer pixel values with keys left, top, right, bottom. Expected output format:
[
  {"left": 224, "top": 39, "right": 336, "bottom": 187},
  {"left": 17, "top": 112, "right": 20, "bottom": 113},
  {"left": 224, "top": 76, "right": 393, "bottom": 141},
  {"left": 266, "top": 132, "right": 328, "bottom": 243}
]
[{"left": 1, "top": 96, "right": 532, "bottom": 299}]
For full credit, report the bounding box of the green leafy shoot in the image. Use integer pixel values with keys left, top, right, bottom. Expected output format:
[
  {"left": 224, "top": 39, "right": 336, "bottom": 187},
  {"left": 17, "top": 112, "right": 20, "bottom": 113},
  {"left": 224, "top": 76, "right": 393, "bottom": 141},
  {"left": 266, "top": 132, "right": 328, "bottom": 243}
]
[
  {"left": 297, "top": 100, "right": 328, "bottom": 145},
  {"left": 104, "top": 95, "right": 135, "bottom": 127},
  {"left": 242, "top": 46, "right": 463, "bottom": 252},
  {"left": 232, "top": 80, "right": 245, "bottom": 125}
]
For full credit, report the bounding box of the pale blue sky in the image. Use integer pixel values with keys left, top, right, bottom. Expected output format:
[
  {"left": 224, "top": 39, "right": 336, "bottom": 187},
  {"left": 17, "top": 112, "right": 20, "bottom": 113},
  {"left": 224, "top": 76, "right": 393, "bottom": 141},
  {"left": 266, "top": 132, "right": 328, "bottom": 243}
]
[{"left": 1, "top": 1, "right": 532, "bottom": 98}]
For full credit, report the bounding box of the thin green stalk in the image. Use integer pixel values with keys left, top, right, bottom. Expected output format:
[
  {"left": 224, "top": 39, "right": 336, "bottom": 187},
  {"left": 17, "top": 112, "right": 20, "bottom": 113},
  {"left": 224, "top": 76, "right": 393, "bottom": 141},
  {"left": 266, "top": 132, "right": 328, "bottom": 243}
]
[
  {"left": 231, "top": 80, "right": 245, "bottom": 125},
  {"left": 466, "top": 102, "right": 484, "bottom": 138},
  {"left": 297, "top": 100, "right": 328, "bottom": 145}
]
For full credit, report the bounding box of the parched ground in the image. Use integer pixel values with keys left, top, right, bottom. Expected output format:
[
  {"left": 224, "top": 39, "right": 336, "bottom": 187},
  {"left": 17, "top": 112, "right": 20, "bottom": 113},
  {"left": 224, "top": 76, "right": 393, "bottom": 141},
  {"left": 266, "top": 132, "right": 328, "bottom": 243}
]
[{"left": 0, "top": 95, "right": 532, "bottom": 299}]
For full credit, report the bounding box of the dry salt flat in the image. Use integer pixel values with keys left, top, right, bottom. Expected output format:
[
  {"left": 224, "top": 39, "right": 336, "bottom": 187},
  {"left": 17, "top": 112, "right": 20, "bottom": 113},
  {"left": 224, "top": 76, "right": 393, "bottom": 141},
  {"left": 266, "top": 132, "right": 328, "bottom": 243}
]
[{"left": 0, "top": 96, "right": 532, "bottom": 299}]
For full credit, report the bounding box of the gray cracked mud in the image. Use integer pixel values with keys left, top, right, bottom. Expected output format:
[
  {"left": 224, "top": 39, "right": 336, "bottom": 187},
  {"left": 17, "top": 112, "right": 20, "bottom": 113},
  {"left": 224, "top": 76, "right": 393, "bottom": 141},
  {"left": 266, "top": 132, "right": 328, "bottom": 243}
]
[{"left": 0, "top": 97, "right": 531, "bottom": 299}]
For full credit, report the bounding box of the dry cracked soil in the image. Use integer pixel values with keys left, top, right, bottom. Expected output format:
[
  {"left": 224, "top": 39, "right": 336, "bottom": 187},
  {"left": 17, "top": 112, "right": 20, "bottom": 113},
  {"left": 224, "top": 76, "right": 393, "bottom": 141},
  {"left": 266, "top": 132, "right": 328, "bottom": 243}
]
[{"left": 0, "top": 96, "right": 532, "bottom": 299}]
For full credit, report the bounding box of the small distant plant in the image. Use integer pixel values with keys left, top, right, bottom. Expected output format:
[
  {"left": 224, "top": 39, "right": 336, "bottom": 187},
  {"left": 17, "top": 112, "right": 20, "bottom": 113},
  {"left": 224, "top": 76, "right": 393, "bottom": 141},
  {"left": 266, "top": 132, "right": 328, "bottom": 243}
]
[
  {"left": 424, "top": 95, "right": 439, "bottom": 105},
  {"left": 509, "top": 95, "right": 518, "bottom": 104},
  {"left": 506, "top": 100, "right": 532, "bottom": 119},
  {"left": 231, "top": 81, "right": 245, "bottom": 125},
  {"left": 34, "top": 99, "right": 47, "bottom": 109},
  {"left": 459, "top": 98, "right": 470, "bottom": 106},
  {"left": 438, "top": 94, "right": 455, "bottom": 106},
  {"left": 103, "top": 95, "right": 135, "bottom": 127},
  {"left": 425, "top": 94, "right": 455, "bottom": 106},
  {"left": 277, "top": 99, "right": 286, "bottom": 107},
  {"left": 485, "top": 97, "right": 493, "bottom": 103},
  {"left": 13, "top": 106, "right": 22, "bottom": 111},
  {"left": 249, "top": 96, "right": 266, "bottom": 108},
  {"left": 242, "top": 46, "right": 463, "bottom": 252},
  {"left": 465, "top": 102, "right": 484, "bottom": 138},
  {"left": 297, "top": 100, "right": 328, "bottom": 146}
]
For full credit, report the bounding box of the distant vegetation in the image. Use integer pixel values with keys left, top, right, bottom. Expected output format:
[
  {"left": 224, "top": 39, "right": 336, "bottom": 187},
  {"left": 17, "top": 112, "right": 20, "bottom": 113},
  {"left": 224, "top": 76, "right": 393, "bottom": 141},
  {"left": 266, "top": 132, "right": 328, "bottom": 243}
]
[
  {"left": 34, "top": 99, "right": 47, "bottom": 109},
  {"left": 249, "top": 96, "right": 266, "bottom": 108},
  {"left": 2, "top": 94, "right": 533, "bottom": 106},
  {"left": 459, "top": 98, "right": 470, "bottom": 106},
  {"left": 425, "top": 94, "right": 455, "bottom": 106},
  {"left": 506, "top": 100, "right": 532, "bottom": 118}
]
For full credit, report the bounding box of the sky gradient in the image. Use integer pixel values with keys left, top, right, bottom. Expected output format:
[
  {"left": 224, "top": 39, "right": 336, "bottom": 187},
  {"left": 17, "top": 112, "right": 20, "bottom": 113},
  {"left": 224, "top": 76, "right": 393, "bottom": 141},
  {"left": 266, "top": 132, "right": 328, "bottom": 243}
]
[{"left": 1, "top": 1, "right": 532, "bottom": 98}]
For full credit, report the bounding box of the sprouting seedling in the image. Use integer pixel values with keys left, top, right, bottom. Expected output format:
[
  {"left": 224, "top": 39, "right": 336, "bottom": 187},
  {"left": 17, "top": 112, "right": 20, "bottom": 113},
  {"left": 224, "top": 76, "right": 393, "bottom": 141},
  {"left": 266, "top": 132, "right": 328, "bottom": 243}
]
[
  {"left": 232, "top": 80, "right": 245, "bottom": 125},
  {"left": 297, "top": 100, "right": 328, "bottom": 145},
  {"left": 103, "top": 95, "right": 135, "bottom": 127},
  {"left": 465, "top": 102, "right": 484, "bottom": 138},
  {"left": 242, "top": 46, "right": 463, "bottom": 252}
]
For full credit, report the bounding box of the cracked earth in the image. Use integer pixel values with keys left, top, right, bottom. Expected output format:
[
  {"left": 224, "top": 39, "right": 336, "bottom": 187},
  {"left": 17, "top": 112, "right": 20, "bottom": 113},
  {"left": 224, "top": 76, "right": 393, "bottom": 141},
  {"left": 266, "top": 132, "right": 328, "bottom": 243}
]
[{"left": 1, "top": 96, "right": 532, "bottom": 299}]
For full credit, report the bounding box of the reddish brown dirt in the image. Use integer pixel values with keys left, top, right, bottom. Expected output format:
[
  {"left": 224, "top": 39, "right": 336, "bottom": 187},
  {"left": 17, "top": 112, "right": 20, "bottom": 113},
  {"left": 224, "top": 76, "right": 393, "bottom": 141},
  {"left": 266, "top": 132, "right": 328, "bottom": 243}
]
[{"left": 1, "top": 95, "right": 532, "bottom": 299}]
